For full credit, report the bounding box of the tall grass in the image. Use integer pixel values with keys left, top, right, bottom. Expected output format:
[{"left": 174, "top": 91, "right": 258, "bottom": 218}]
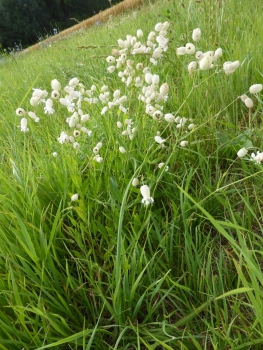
[{"left": 0, "top": 0, "right": 263, "bottom": 349}]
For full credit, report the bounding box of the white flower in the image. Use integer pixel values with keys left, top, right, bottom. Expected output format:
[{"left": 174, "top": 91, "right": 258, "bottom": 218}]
[
  {"left": 136, "top": 63, "right": 143, "bottom": 70},
  {"left": 106, "top": 56, "right": 116, "bottom": 63},
  {"left": 155, "top": 23, "right": 163, "bottom": 31},
  {"left": 249, "top": 84, "right": 263, "bottom": 94},
  {"left": 69, "top": 77, "right": 79, "bottom": 87},
  {"left": 199, "top": 56, "right": 212, "bottom": 70},
  {"left": 240, "top": 94, "right": 249, "bottom": 102},
  {"left": 180, "top": 141, "right": 188, "bottom": 147},
  {"left": 20, "top": 118, "right": 29, "bottom": 132},
  {"left": 132, "top": 177, "right": 139, "bottom": 186},
  {"left": 158, "top": 163, "right": 169, "bottom": 171},
  {"left": 176, "top": 47, "right": 187, "bottom": 55},
  {"left": 251, "top": 151, "right": 263, "bottom": 163},
  {"left": 137, "top": 29, "right": 143, "bottom": 38},
  {"left": 192, "top": 28, "right": 201, "bottom": 41},
  {"left": 153, "top": 110, "right": 163, "bottom": 120},
  {"left": 185, "top": 43, "right": 195, "bottom": 54},
  {"left": 213, "top": 48, "right": 222, "bottom": 60},
  {"left": 101, "top": 106, "right": 108, "bottom": 115},
  {"left": 140, "top": 185, "right": 154, "bottom": 206},
  {"left": 154, "top": 135, "right": 165, "bottom": 144},
  {"left": 119, "top": 146, "right": 126, "bottom": 154},
  {"left": 101, "top": 85, "right": 108, "bottom": 92},
  {"left": 188, "top": 61, "right": 197, "bottom": 72},
  {"left": 124, "top": 119, "right": 133, "bottom": 125},
  {"left": 81, "top": 127, "right": 92, "bottom": 136},
  {"left": 81, "top": 114, "right": 90, "bottom": 122},
  {"left": 71, "top": 193, "right": 78, "bottom": 201},
  {"left": 58, "top": 131, "right": 69, "bottom": 144},
  {"left": 160, "top": 83, "right": 169, "bottom": 96},
  {"left": 152, "top": 74, "right": 160, "bottom": 85},
  {"left": 93, "top": 142, "right": 102, "bottom": 154},
  {"left": 51, "top": 90, "right": 60, "bottom": 99},
  {"left": 28, "top": 111, "right": 39, "bottom": 122},
  {"left": 44, "top": 99, "right": 55, "bottom": 115},
  {"left": 52, "top": 152, "right": 58, "bottom": 157},
  {"left": 145, "top": 72, "right": 153, "bottom": 84},
  {"left": 223, "top": 60, "right": 240, "bottom": 75},
  {"left": 73, "top": 130, "right": 80, "bottom": 137},
  {"left": 32, "top": 88, "right": 48, "bottom": 99},
  {"left": 51, "top": 79, "right": 61, "bottom": 91},
  {"left": 94, "top": 154, "right": 103, "bottom": 163},
  {"left": 30, "top": 97, "right": 40, "bottom": 107},
  {"left": 117, "top": 121, "right": 123, "bottom": 128},
  {"left": 244, "top": 98, "right": 253, "bottom": 108},
  {"left": 107, "top": 66, "right": 116, "bottom": 73},
  {"left": 188, "top": 123, "right": 195, "bottom": 130},
  {"left": 237, "top": 148, "right": 248, "bottom": 158},
  {"left": 164, "top": 113, "right": 175, "bottom": 122},
  {"left": 73, "top": 142, "right": 80, "bottom": 150},
  {"left": 195, "top": 51, "right": 203, "bottom": 60},
  {"left": 16, "top": 108, "right": 26, "bottom": 116}
]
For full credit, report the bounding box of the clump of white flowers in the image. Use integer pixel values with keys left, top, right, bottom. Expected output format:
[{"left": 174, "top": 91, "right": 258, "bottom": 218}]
[
  {"left": 176, "top": 27, "right": 240, "bottom": 76},
  {"left": 251, "top": 151, "right": 263, "bottom": 164}
]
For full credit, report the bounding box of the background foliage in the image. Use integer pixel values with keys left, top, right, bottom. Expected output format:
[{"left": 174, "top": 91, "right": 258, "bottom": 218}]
[{"left": 0, "top": 0, "right": 120, "bottom": 49}]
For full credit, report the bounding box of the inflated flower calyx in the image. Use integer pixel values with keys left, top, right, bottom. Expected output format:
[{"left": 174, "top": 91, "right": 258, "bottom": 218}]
[
  {"left": 249, "top": 84, "right": 263, "bottom": 94},
  {"left": 192, "top": 28, "right": 201, "bottom": 41},
  {"left": 185, "top": 43, "right": 195, "bottom": 54},
  {"left": 71, "top": 193, "right": 78, "bottom": 201},
  {"left": 140, "top": 185, "right": 154, "bottom": 206},
  {"left": 237, "top": 148, "right": 248, "bottom": 158}
]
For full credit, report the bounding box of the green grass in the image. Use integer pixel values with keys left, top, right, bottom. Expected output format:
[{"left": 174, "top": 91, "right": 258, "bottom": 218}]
[{"left": 1, "top": 0, "right": 263, "bottom": 348}]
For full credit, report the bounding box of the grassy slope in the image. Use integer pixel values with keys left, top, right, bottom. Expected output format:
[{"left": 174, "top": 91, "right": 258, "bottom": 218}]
[{"left": 0, "top": 0, "right": 263, "bottom": 349}]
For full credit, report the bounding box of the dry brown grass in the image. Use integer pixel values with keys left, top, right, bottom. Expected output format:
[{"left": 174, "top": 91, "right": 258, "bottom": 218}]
[{"left": 24, "top": 0, "right": 147, "bottom": 53}]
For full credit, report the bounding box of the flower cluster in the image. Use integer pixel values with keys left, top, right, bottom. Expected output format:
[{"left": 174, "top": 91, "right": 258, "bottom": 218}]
[
  {"left": 176, "top": 28, "right": 239, "bottom": 75},
  {"left": 17, "top": 22, "right": 256, "bottom": 207}
]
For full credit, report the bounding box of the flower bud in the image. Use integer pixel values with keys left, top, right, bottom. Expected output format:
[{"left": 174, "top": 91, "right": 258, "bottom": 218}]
[
  {"left": 192, "top": 28, "right": 201, "bottom": 41},
  {"left": 176, "top": 47, "right": 187, "bottom": 55},
  {"left": 249, "top": 84, "right": 263, "bottom": 94},
  {"left": 244, "top": 98, "right": 253, "bottom": 108},
  {"left": 237, "top": 148, "right": 248, "bottom": 158},
  {"left": 132, "top": 178, "right": 139, "bottom": 186},
  {"left": 71, "top": 193, "right": 78, "bottom": 201}
]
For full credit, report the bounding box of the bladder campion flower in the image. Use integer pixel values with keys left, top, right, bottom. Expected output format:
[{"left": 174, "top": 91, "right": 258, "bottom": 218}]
[
  {"left": 249, "top": 84, "right": 263, "bottom": 94},
  {"left": 51, "top": 79, "right": 61, "bottom": 91},
  {"left": 237, "top": 148, "right": 248, "bottom": 158},
  {"left": 140, "top": 185, "right": 154, "bottom": 206},
  {"left": 119, "top": 146, "right": 126, "bottom": 154},
  {"left": 16, "top": 108, "right": 26, "bottom": 116},
  {"left": 251, "top": 151, "right": 263, "bottom": 163},
  {"left": 154, "top": 135, "right": 165, "bottom": 144},
  {"left": 132, "top": 178, "right": 139, "bottom": 186},
  {"left": 176, "top": 47, "right": 187, "bottom": 55},
  {"left": 185, "top": 43, "right": 195, "bottom": 54},
  {"left": 20, "top": 118, "right": 29, "bottom": 132},
  {"left": 71, "top": 193, "right": 78, "bottom": 201},
  {"left": 28, "top": 111, "right": 40, "bottom": 122},
  {"left": 244, "top": 98, "right": 253, "bottom": 108},
  {"left": 180, "top": 141, "right": 188, "bottom": 147},
  {"left": 44, "top": 99, "right": 55, "bottom": 115},
  {"left": 192, "top": 28, "right": 201, "bottom": 41}
]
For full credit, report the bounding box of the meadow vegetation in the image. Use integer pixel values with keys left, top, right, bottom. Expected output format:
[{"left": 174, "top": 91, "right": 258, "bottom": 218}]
[{"left": 0, "top": 0, "right": 263, "bottom": 349}]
